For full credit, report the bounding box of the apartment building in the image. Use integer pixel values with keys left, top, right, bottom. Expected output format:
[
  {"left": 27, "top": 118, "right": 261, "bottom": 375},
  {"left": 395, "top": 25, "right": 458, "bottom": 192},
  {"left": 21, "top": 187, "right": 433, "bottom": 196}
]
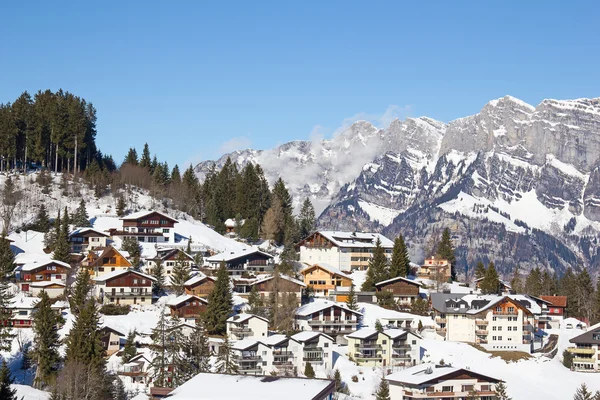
[
  {"left": 568, "top": 322, "right": 600, "bottom": 372},
  {"left": 16, "top": 259, "right": 71, "bottom": 297},
  {"left": 299, "top": 263, "right": 353, "bottom": 298},
  {"left": 261, "top": 334, "right": 302, "bottom": 376},
  {"left": 93, "top": 269, "right": 156, "bottom": 305},
  {"left": 206, "top": 249, "right": 274, "bottom": 275},
  {"left": 295, "top": 300, "right": 362, "bottom": 343},
  {"left": 226, "top": 313, "right": 269, "bottom": 340},
  {"left": 291, "top": 331, "right": 334, "bottom": 371},
  {"left": 231, "top": 339, "right": 270, "bottom": 375},
  {"left": 417, "top": 257, "right": 451, "bottom": 280},
  {"left": 117, "top": 210, "right": 177, "bottom": 243},
  {"left": 346, "top": 328, "right": 421, "bottom": 367},
  {"left": 298, "top": 231, "right": 393, "bottom": 272}
]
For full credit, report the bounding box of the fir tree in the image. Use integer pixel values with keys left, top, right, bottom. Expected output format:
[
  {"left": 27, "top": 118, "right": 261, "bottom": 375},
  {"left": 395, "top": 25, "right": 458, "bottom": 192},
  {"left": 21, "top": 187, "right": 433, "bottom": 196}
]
[
  {"left": 181, "top": 323, "right": 211, "bottom": 380},
  {"left": 33, "top": 204, "right": 51, "bottom": 233},
  {"left": 171, "top": 251, "right": 192, "bottom": 296},
  {"left": 72, "top": 199, "right": 91, "bottom": 227},
  {"left": 204, "top": 262, "right": 233, "bottom": 335},
  {"left": 0, "top": 234, "right": 15, "bottom": 352},
  {"left": 494, "top": 381, "right": 512, "bottom": 400},
  {"left": 389, "top": 235, "right": 411, "bottom": 278},
  {"left": 152, "top": 259, "right": 166, "bottom": 296},
  {"left": 510, "top": 265, "right": 523, "bottom": 294},
  {"left": 573, "top": 383, "right": 595, "bottom": 400},
  {"left": 64, "top": 299, "right": 105, "bottom": 368},
  {"left": 375, "top": 319, "right": 384, "bottom": 333},
  {"left": 140, "top": 143, "right": 151, "bottom": 170},
  {"left": 122, "top": 330, "right": 137, "bottom": 363},
  {"left": 186, "top": 236, "right": 192, "bottom": 254},
  {"left": 116, "top": 195, "right": 126, "bottom": 217},
  {"left": 304, "top": 361, "right": 315, "bottom": 378},
  {"left": 261, "top": 197, "right": 285, "bottom": 244},
  {"left": 32, "top": 291, "right": 61, "bottom": 389},
  {"left": 248, "top": 285, "right": 264, "bottom": 316},
  {"left": 375, "top": 378, "right": 391, "bottom": 400},
  {"left": 171, "top": 164, "right": 182, "bottom": 185},
  {"left": 333, "top": 369, "right": 344, "bottom": 393},
  {"left": 410, "top": 298, "right": 429, "bottom": 316},
  {"left": 149, "top": 307, "right": 170, "bottom": 387},
  {"left": 480, "top": 262, "right": 500, "bottom": 295},
  {"left": 71, "top": 269, "right": 91, "bottom": 313},
  {"left": 165, "top": 316, "right": 186, "bottom": 388},
  {"left": 594, "top": 277, "right": 600, "bottom": 325},
  {"left": 575, "top": 269, "right": 595, "bottom": 323},
  {"left": 272, "top": 178, "right": 293, "bottom": 221},
  {"left": 298, "top": 197, "right": 316, "bottom": 239},
  {"left": 0, "top": 234, "right": 15, "bottom": 279},
  {"left": 124, "top": 148, "right": 138, "bottom": 165},
  {"left": 346, "top": 283, "right": 358, "bottom": 311},
  {"left": 215, "top": 336, "right": 238, "bottom": 374},
  {"left": 362, "top": 238, "right": 388, "bottom": 291},
  {"left": 474, "top": 261, "right": 486, "bottom": 280},
  {"left": 52, "top": 209, "right": 71, "bottom": 264},
  {"left": 0, "top": 360, "right": 17, "bottom": 400},
  {"left": 525, "top": 267, "right": 543, "bottom": 297},
  {"left": 113, "top": 377, "right": 127, "bottom": 400},
  {"left": 121, "top": 237, "right": 142, "bottom": 270},
  {"left": 437, "top": 228, "right": 456, "bottom": 280}
]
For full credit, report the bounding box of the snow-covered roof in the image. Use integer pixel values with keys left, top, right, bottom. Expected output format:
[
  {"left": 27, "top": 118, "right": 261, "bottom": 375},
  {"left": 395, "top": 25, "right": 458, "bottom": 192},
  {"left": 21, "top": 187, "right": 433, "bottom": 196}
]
[
  {"left": 430, "top": 293, "right": 540, "bottom": 315},
  {"left": 291, "top": 331, "right": 334, "bottom": 343},
  {"left": 167, "top": 373, "right": 335, "bottom": 400},
  {"left": 69, "top": 227, "right": 110, "bottom": 237},
  {"left": 309, "top": 230, "right": 394, "bottom": 249},
  {"left": 359, "top": 303, "right": 434, "bottom": 328},
  {"left": 167, "top": 294, "right": 207, "bottom": 307},
  {"left": 9, "top": 295, "right": 39, "bottom": 309},
  {"left": 30, "top": 281, "right": 66, "bottom": 287},
  {"left": 386, "top": 363, "right": 501, "bottom": 386},
  {"left": 183, "top": 273, "right": 214, "bottom": 287},
  {"left": 295, "top": 299, "right": 362, "bottom": 317},
  {"left": 232, "top": 338, "right": 262, "bottom": 351},
  {"left": 260, "top": 334, "right": 292, "bottom": 347},
  {"left": 21, "top": 259, "right": 71, "bottom": 272},
  {"left": 92, "top": 269, "right": 156, "bottom": 282},
  {"left": 227, "top": 313, "right": 268, "bottom": 324},
  {"left": 206, "top": 248, "right": 273, "bottom": 263},
  {"left": 301, "top": 262, "right": 351, "bottom": 279},
  {"left": 375, "top": 276, "right": 422, "bottom": 287},
  {"left": 252, "top": 273, "right": 306, "bottom": 288},
  {"left": 346, "top": 328, "right": 379, "bottom": 340},
  {"left": 120, "top": 210, "right": 177, "bottom": 222}
]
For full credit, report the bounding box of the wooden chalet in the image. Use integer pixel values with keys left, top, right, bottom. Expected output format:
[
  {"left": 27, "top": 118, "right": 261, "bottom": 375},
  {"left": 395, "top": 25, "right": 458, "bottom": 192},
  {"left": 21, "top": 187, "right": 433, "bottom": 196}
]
[
  {"left": 17, "top": 259, "right": 71, "bottom": 294},
  {"left": 206, "top": 249, "right": 274, "bottom": 275},
  {"left": 167, "top": 294, "right": 208, "bottom": 322},
  {"left": 183, "top": 274, "right": 216, "bottom": 298},
  {"left": 374, "top": 276, "right": 422, "bottom": 307},
  {"left": 93, "top": 269, "right": 156, "bottom": 305},
  {"left": 299, "top": 263, "right": 352, "bottom": 297},
  {"left": 118, "top": 210, "right": 177, "bottom": 243},
  {"left": 99, "top": 325, "right": 126, "bottom": 355},
  {"left": 146, "top": 248, "right": 194, "bottom": 276},
  {"left": 85, "top": 246, "right": 132, "bottom": 277},
  {"left": 69, "top": 228, "right": 110, "bottom": 253}
]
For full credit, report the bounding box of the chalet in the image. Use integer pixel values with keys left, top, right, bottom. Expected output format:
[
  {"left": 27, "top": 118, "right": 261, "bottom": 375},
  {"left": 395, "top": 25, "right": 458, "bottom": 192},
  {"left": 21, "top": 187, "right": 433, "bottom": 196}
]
[
  {"left": 298, "top": 230, "right": 394, "bottom": 272},
  {"left": 295, "top": 300, "right": 362, "bottom": 343},
  {"left": 168, "top": 321, "right": 198, "bottom": 338},
  {"left": 231, "top": 339, "right": 270, "bottom": 375},
  {"left": 261, "top": 334, "right": 302, "bottom": 376},
  {"left": 145, "top": 248, "right": 194, "bottom": 277},
  {"left": 568, "top": 322, "right": 600, "bottom": 372},
  {"left": 474, "top": 277, "right": 513, "bottom": 295},
  {"left": 9, "top": 296, "right": 39, "bottom": 328},
  {"left": 361, "top": 303, "right": 427, "bottom": 330},
  {"left": 183, "top": 273, "right": 216, "bottom": 298},
  {"left": 69, "top": 228, "right": 110, "bottom": 253},
  {"left": 119, "top": 351, "right": 153, "bottom": 385},
  {"left": 431, "top": 294, "right": 536, "bottom": 352},
  {"left": 16, "top": 259, "right": 71, "bottom": 295},
  {"left": 417, "top": 257, "right": 451, "bottom": 280},
  {"left": 299, "top": 263, "right": 353, "bottom": 298},
  {"left": 99, "top": 325, "right": 126, "bottom": 355},
  {"left": 85, "top": 246, "right": 132, "bottom": 277},
  {"left": 248, "top": 274, "right": 306, "bottom": 301},
  {"left": 375, "top": 276, "right": 423, "bottom": 307},
  {"left": 226, "top": 313, "right": 269, "bottom": 340},
  {"left": 166, "top": 372, "right": 336, "bottom": 400},
  {"left": 167, "top": 294, "right": 208, "bottom": 322},
  {"left": 93, "top": 269, "right": 155, "bottom": 305},
  {"left": 118, "top": 210, "right": 178, "bottom": 243},
  {"left": 539, "top": 295, "right": 567, "bottom": 329},
  {"left": 291, "top": 331, "right": 334, "bottom": 371},
  {"left": 206, "top": 249, "right": 274, "bottom": 275},
  {"left": 385, "top": 363, "right": 502, "bottom": 400},
  {"left": 30, "top": 281, "right": 66, "bottom": 299},
  {"left": 224, "top": 218, "right": 244, "bottom": 237},
  {"left": 346, "top": 328, "right": 422, "bottom": 367}
]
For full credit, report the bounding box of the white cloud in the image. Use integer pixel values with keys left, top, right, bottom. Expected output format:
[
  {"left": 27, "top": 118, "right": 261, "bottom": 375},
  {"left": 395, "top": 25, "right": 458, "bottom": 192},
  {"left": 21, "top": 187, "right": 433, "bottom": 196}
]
[{"left": 218, "top": 136, "right": 252, "bottom": 154}]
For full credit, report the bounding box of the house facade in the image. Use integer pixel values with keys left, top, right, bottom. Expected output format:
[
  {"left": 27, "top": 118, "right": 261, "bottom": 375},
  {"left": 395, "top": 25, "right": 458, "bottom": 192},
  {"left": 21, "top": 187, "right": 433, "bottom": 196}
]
[
  {"left": 374, "top": 276, "right": 422, "bottom": 307},
  {"left": 206, "top": 249, "right": 274, "bottom": 275},
  {"left": 9, "top": 296, "right": 39, "bottom": 328},
  {"left": 568, "top": 322, "right": 600, "bottom": 372},
  {"left": 93, "top": 269, "right": 155, "bottom": 305},
  {"left": 300, "top": 263, "right": 353, "bottom": 298},
  {"left": 346, "top": 328, "right": 421, "bottom": 367},
  {"left": 118, "top": 210, "right": 177, "bottom": 243},
  {"left": 85, "top": 246, "right": 132, "bottom": 277},
  {"left": 99, "top": 326, "right": 126, "bottom": 356},
  {"left": 298, "top": 231, "right": 394, "bottom": 272},
  {"left": 295, "top": 300, "right": 362, "bottom": 343},
  {"left": 183, "top": 274, "right": 216, "bottom": 298},
  {"left": 539, "top": 295, "right": 567, "bottom": 329},
  {"left": 17, "top": 259, "right": 71, "bottom": 294},
  {"left": 119, "top": 352, "right": 153, "bottom": 385},
  {"left": 261, "top": 335, "right": 302, "bottom": 376},
  {"left": 231, "top": 339, "right": 270, "bottom": 375},
  {"left": 146, "top": 248, "right": 194, "bottom": 277},
  {"left": 226, "top": 313, "right": 269, "bottom": 340},
  {"left": 417, "top": 257, "right": 451, "bottom": 280},
  {"left": 291, "top": 331, "right": 334, "bottom": 371},
  {"left": 167, "top": 294, "right": 208, "bottom": 322},
  {"left": 386, "top": 363, "right": 501, "bottom": 400},
  {"left": 69, "top": 228, "right": 110, "bottom": 253},
  {"left": 251, "top": 274, "right": 306, "bottom": 301}
]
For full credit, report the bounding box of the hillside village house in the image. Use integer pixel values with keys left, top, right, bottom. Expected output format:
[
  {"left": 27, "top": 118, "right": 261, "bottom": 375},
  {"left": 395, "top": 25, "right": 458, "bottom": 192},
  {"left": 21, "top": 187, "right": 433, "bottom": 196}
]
[
  {"left": 69, "top": 228, "right": 110, "bottom": 253},
  {"left": 261, "top": 334, "right": 302, "bottom": 376},
  {"left": 431, "top": 294, "right": 536, "bottom": 352},
  {"left": 226, "top": 313, "right": 269, "bottom": 340},
  {"left": 99, "top": 326, "right": 126, "bottom": 356},
  {"left": 417, "top": 257, "right": 452, "bottom": 280},
  {"left": 145, "top": 248, "right": 194, "bottom": 277},
  {"left": 231, "top": 339, "right": 271, "bottom": 375},
  {"left": 375, "top": 276, "right": 423, "bottom": 307},
  {"left": 568, "top": 322, "right": 600, "bottom": 372},
  {"left": 539, "top": 295, "right": 567, "bottom": 329},
  {"left": 30, "top": 281, "right": 66, "bottom": 299},
  {"left": 474, "top": 277, "right": 514, "bottom": 295},
  {"left": 291, "top": 331, "right": 334, "bottom": 371},
  {"left": 9, "top": 296, "right": 39, "bottom": 328},
  {"left": 295, "top": 300, "right": 362, "bottom": 343},
  {"left": 167, "top": 294, "right": 208, "bottom": 322},
  {"left": 206, "top": 249, "right": 274, "bottom": 275},
  {"left": 16, "top": 259, "right": 71, "bottom": 295},
  {"left": 85, "top": 246, "right": 132, "bottom": 277},
  {"left": 385, "top": 363, "right": 502, "bottom": 400},
  {"left": 183, "top": 273, "right": 216, "bottom": 298},
  {"left": 250, "top": 274, "right": 306, "bottom": 300},
  {"left": 119, "top": 352, "right": 153, "bottom": 386},
  {"left": 346, "top": 328, "right": 422, "bottom": 367},
  {"left": 298, "top": 231, "right": 394, "bottom": 272},
  {"left": 93, "top": 269, "right": 155, "bottom": 305},
  {"left": 116, "top": 210, "right": 177, "bottom": 243},
  {"left": 300, "top": 263, "right": 353, "bottom": 298}
]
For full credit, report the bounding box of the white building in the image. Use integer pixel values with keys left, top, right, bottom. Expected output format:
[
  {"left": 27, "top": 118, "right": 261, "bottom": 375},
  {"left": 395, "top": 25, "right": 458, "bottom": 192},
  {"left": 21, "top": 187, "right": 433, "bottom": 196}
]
[
  {"left": 118, "top": 210, "right": 177, "bottom": 243},
  {"left": 9, "top": 295, "right": 39, "bottom": 328},
  {"left": 295, "top": 300, "right": 362, "bottom": 343},
  {"left": 291, "top": 331, "right": 334, "bottom": 371},
  {"left": 69, "top": 228, "right": 111, "bottom": 253},
  {"left": 260, "top": 334, "right": 302, "bottom": 376},
  {"left": 346, "top": 328, "right": 422, "bottom": 367},
  {"left": 92, "top": 269, "right": 156, "bottom": 305},
  {"left": 226, "top": 314, "right": 269, "bottom": 340},
  {"left": 231, "top": 339, "right": 271, "bottom": 375},
  {"left": 206, "top": 249, "right": 274, "bottom": 275},
  {"left": 298, "top": 231, "right": 394, "bottom": 272},
  {"left": 385, "top": 363, "right": 502, "bottom": 400},
  {"left": 568, "top": 322, "right": 600, "bottom": 372}
]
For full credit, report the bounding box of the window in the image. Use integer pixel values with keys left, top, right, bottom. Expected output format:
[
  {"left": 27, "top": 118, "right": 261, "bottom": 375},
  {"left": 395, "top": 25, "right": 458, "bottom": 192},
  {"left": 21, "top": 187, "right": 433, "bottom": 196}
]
[
  {"left": 492, "top": 326, "right": 497, "bottom": 331},
  {"left": 498, "top": 336, "right": 502, "bottom": 340},
  {"left": 492, "top": 316, "right": 497, "bottom": 321},
  {"left": 508, "top": 307, "right": 515, "bottom": 313},
  {"left": 382, "top": 340, "right": 387, "bottom": 345},
  {"left": 134, "top": 279, "right": 138, "bottom": 284},
  {"left": 55, "top": 274, "right": 61, "bottom": 279},
  {"left": 141, "top": 298, "right": 145, "bottom": 303},
  {"left": 497, "top": 326, "right": 502, "bottom": 331},
  {"left": 507, "top": 327, "right": 512, "bottom": 331},
  {"left": 262, "top": 351, "right": 267, "bottom": 355},
  {"left": 19, "top": 311, "right": 27, "bottom": 316},
  {"left": 111, "top": 268, "right": 115, "bottom": 272},
  {"left": 492, "top": 336, "right": 497, "bottom": 341},
  {"left": 91, "top": 237, "right": 99, "bottom": 242},
  {"left": 508, "top": 337, "right": 512, "bottom": 341},
  {"left": 324, "top": 343, "right": 329, "bottom": 348},
  {"left": 462, "top": 315, "right": 467, "bottom": 319},
  {"left": 462, "top": 385, "right": 474, "bottom": 392},
  {"left": 412, "top": 340, "right": 416, "bottom": 345},
  {"left": 36, "top": 275, "right": 44, "bottom": 280},
  {"left": 442, "top": 386, "right": 453, "bottom": 392},
  {"left": 163, "top": 228, "right": 170, "bottom": 233},
  {"left": 141, "top": 279, "right": 146, "bottom": 284},
  {"left": 495, "top": 306, "right": 501, "bottom": 312}
]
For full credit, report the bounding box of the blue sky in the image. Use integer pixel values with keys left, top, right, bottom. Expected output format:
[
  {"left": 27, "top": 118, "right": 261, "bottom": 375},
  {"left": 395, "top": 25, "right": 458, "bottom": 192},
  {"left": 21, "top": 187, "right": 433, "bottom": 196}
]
[{"left": 1, "top": 1, "right": 599, "bottom": 168}]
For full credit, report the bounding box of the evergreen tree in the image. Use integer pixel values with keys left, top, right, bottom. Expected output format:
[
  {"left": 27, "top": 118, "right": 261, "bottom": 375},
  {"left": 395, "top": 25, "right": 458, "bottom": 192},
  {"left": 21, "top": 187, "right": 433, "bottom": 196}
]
[
  {"left": 152, "top": 259, "right": 166, "bottom": 296},
  {"left": 193, "top": 252, "right": 203, "bottom": 268},
  {"left": 375, "top": 378, "right": 391, "bottom": 400},
  {"left": 52, "top": 209, "right": 71, "bottom": 264},
  {"left": 247, "top": 285, "right": 264, "bottom": 316},
  {"left": 494, "top": 381, "right": 512, "bottom": 400},
  {"left": 181, "top": 324, "right": 211, "bottom": 380},
  {"left": 298, "top": 197, "right": 316, "bottom": 239},
  {"left": 562, "top": 349, "right": 574, "bottom": 369},
  {"left": 0, "top": 360, "right": 17, "bottom": 400},
  {"left": 480, "top": 262, "right": 500, "bottom": 295},
  {"left": 149, "top": 308, "right": 170, "bottom": 388},
  {"left": 33, "top": 204, "right": 51, "bottom": 233},
  {"left": 64, "top": 299, "right": 105, "bottom": 368},
  {"left": 410, "top": 298, "right": 429, "bottom": 316},
  {"left": 122, "top": 330, "right": 137, "bottom": 363},
  {"left": 594, "top": 277, "right": 600, "bottom": 325},
  {"left": 121, "top": 237, "right": 142, "bottom": 270},
  {"left": 186, "top": 236, "right": 192, "bottom": 254},
  {"left": 124, "top": 148, "right": 138, "bottom": 165},
  {"left": 215, "top": 336, "right": 238, "bottom": 374},
  {"left": 72, "top": 199, "right": 90, "bottom": 227},
  {"left": 0, "top": 234, "right": 15, "bottom": 352},
  {"left": 204, "top": 262, "right": 233, "bottom": 335},
  {"left": 272, "top": 178, "right": 293, "bottom": 220},
  {"left": 525, "top": 267, "right": 543, "bottom": 297},
  {"left": 575, "top": 269, "right": 595, "bottom": 323},
  {"left": 0, "top": 233, "right": 15, "bottom": 278},
  {"left": 573, "top": 383, "right": 595, "bottom": 400},
  {"left": 346, "top": 283, "right": 358, "bottom": 311},
  {"left": 304, "top": 361, "right": 315, "bottom": 378},
  {"left": 362, "top": 238, "right": 388, "bottom": 291},
  {"left": 140, "top": 143, "right": 151, "bottom": 170},
  {"left": 113, "top": 377, "right": 127, "bottom": 400},
  {"left": 510, "top": 265, "right": 523, "bottom": 293},
  {"left": 389, "top": 235, "right": 410, "bottom": 278},
  {"left": 171, "top": 164, "right": 181, "bottom": 185},
  {"left": 333, "top": 369, "right": 344, "bottom": 394},
  {"left": 437, "top": 228, "right": 456, "bottom": 280},
  {"left": 116, "top": 195, "right": 126, "bottom": 217},
  {"left": 261, "top": 197, "right": 285, "bottom": 244},
  {"left": 375, "top": 319, "right": 384, "bottom": 333},
  {"left": 171, "top": 251, "right": 192, "bottom": 296},
  {"left": 541, "top": 270, "right": 556, "bottom": 296},
  {"left": 165, "top": 316, "right": 186, "bottom": 388},
  {"left": 71, "top": 269, "right": 91, "bottom": 313},
  {"left": 32, "top": 291, "right": 61, "bottom": 389},
  {"left": 474, "top": 261, "right": 486, "bottom": 280}
]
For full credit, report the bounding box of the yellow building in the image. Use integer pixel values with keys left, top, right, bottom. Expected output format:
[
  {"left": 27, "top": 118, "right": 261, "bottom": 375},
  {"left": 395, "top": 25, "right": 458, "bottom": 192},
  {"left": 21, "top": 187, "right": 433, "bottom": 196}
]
[
  {"left": 346, "top": 327, "right": 422, "bottom": 367},
  {"left": 300, "top": 263, "right": 353, "bottom": 298}
]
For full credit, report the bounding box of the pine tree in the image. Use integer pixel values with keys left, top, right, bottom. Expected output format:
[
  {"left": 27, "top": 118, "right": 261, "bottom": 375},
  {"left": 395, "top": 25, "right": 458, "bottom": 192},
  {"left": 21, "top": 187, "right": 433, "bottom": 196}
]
[
  {"left": 437, "top": 228, "right": 456, "bottom": 280},
  {"left": 474, "top": 261, "right": 486, "bottom": 280},
  {"left": 573, "top": 383, "right": 594, "bottom": 400},
  {"left": 149, "top": 308, "right": 170, "bottom": 387},
  {"left": 113, "top": 377, "right": 127, "bottom": 400},
  {"left": 166, "top": 316, "right": 186, "bottom": 388},
  {"left": 186, "top": 236, "right": 192, "bottom": 254},
  {"left": 494, "top": 381, "right": 512, "bottom": 400},
  {"left": 140, "top": 143, "right": 151, "bottom": 170},
  {"left": 204, "top": 262, "right": 233, "bottom": 335},
  {"left": 0, "top": 233, "right": 15, "bottom": 352},
  {"left": 375, "top": 378, "right": 391, "bottom": 400},
  {"left": 171, "top": 251, "right": 192, "bottom": 296},
  {"left": 33, "top": 204, "right": 51, "bottom": 233},
  {"left": 480, "top": 262, "right": 500, "bottom": 295},
  {"left": 272, "top": 178, "right": 293, "bottom": 220},
  {"left": 510, "top": 265, "right": 523, "bottom": 293},
  {"left": 71, "top": 268, "right": 91, "bottom": 313},
  {"left": 72, "top": 199, "right": 91, "bottom": 227},
  {"left": 32, "top": 291, "right": 61, "bottom": 389},
  {"left": 52, "top": 209, "right": 71, "bottom": 264},
  {"left": 0, "top": 360, "right": 17, "bottom": 400},
  {"left": 333, "top": 369, "right": 343, "bottom": 393},
  {"left": 215, "top": 336, "right": 238, "bottom": 374},
  {"left": 124, "top": 148, "right": 138, "bottom": 165},
  {"left": 116, "top": 195, "right": 126, "bottom": 217},
  {"left": 171, "top": 164, "right": 182, "bottom": 185},
  {"left": 525, "top": 267, "right": 543, "bottom": 297},
  {"left": 362, "top": 238, "right": 388, "bottom": 291},
  {"left": 121, "top": 237, "right": 142, "bottom": 270},
  {"left": 594, "top": 277, "right": 600, "bottom": 325},
  {"left": 247, "top": 285, "right": 264, "bottom": 316},
  {"left": 298, "top": 198, "right": 316, "bottom": 239},
  {"left": 64, "top": 299, "right": 105, "bottom": 368},
  {"left": 389, "top": 235, "right": 411, "bottom": 278},
  {"left": 152, "top": 259, "right": 166, "bottom": 296},
  {"left": 346, "top": 283, "right": 358, "bottom": 311},
  {"left": 375, "top": 319, "right": 384, "bottom": 333},
  {"left": 576, "top": 269, "right": 595, "bottom": 323},
  {"left": 181, "top": 323, "right": 211, "bottom": 380},
  {"left": 304, "top": 361, "right": 315, "bottom": 378},
  {"left": 122, "top": 330, "right": 137, "bottom": 363}
]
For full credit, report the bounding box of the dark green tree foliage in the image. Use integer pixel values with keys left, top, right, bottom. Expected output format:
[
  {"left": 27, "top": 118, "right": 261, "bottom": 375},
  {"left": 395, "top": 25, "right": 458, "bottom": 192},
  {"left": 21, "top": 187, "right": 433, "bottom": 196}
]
[
  {"left": 375, "top": 319, "right": 384, "bottom": 333},
  {"left": 65, "top": 299, "right": 105, "bottom": 367},
  {"left": 0, "top": 360, "right": 17, "bottom": 400},
  {"left": 113, "top": 377, "right": 127, "bottom": 400},
  {"left": 52, "top": 208, "right": 71, "bottom": 263},
  {"left": 480, "top": 262, "right": 500, "bottom": 295},
  {"left": 171, "top": 251, "right": 192, "bottom": 296},
  {"left": 152, "top": 259, "right": 166, "bottom": 295},
  {"left": 71, "top": 269, "right": 91, "bottom": 314},
  {"left": 474, "top": 262, "right": 486, "bottom": 280},
  {"left": 525, "top": 267, "right": 543, "bottom": 297},
  {"left": 181, "top": 323, "right": 211, "bottom": 380},
  {"left": 171, "top": 164, "right": 181, "bottom": 185},
  {"left": 32, "top": 291, "right": 61, "bottom": 389},
  {"left": 389, "top": 235, "right": 411, "bottom": 278},
  {"left": 362, "top": 238, "right": 388, "bottom": 291},
  {"left": 140, "top": 143, "right": 151, "bottom": 170},
  {"left": 437, "top": 228, "right": 456, "bottom": 280},
  {"left": 572, "top": 383, "right": 597, "bottom": 400},
  {"left": 72, "top": 199, "right": 90, "bottom": 227},
  {"left": 346, "top": 283, "right": 358, "bottom": 311},
  {"left": 149, "top": 308, "right": 170, "bottom": 387},
  {"left": 376, "top": 291, "right": 395, "bottom": 308},
  {"left": 575, "top": 269, "right": 595, "bottom": 323},
  {"left": 33, "top": 204, "right": 51, "bottom": 232},
  {"left": 124, "top": 148, "right": 138, "bottom": 165},
  {"left": 204, "top": 262, "right": 233, "bottom": 335},
  {"left": 248, "top": 285, "right": 265, "bottom": 316},
  {"left": 304, "top": 361, "right": 315, "bottom": 378},
  {"left": 0, "top": 234, "right": 15, "bottom": 351},
  {"left": 116, "top": 195, "right": 126, "bottom": 217},
  {"left": 298, "top": 197, "right": 316, "bottom": 239},
  {"left": 562, "top": 349, "right": 573, "bottom": 369},
  {"left": 410, "top": 298, "right": 429, "bottom": 316},
  {"left": 493, "top": 381, "right": 511, "bottom": 400},
  {"left": 121, "top": 237, "right": 142, "bottom": 270},
  {"left": 0, "top": 234, "right": 15, "bottom": 278},
  {"left": 215, "top": 336, "right": 238, "bottom": 374},
  {"left": 122, "top": 330, "right": 137, "bottom": 363},
  {"left": 510, "top": 265, "right": 523, "bottom": 293},
  {"left": 375, "top": 378, "right": 391, "bottom": 400}
]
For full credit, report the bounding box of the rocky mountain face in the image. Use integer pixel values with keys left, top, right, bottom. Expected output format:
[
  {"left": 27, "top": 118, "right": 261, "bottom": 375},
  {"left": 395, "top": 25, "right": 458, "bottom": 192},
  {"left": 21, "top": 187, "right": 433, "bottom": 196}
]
[{"left": 196, "top": 96, "right": 600, "bottom": 276}]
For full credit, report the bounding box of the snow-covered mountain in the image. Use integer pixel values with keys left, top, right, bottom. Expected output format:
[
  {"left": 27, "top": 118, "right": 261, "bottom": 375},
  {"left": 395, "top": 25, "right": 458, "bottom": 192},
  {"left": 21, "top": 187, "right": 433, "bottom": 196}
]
[{"left": 196, "top": 96, "right": 600, "bottom": 275}]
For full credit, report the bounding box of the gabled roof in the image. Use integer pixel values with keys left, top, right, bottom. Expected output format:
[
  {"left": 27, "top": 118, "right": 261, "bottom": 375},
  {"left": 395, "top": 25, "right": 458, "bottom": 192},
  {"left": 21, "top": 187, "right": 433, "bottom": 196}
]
[
  {"left": 251, "top": 274, "right": 306, "bottom": 288},
  {"left": 300, "top": 263, "right": 352, "bottom": 280},
  {"left": 120, "top": 210, "right": 178, "bottom": 222},
  {"left": 183, "top": 273, "right": 215, "bottom": 287},
  {"left": 89, "top": 246, "right": 132, "bottom": 267},
  {"left": 430, "top": 293, "right": 537, "bottom": 315},
  {"left": 9, "top": 296, "right": 39, "bottom": 309},
  {"left": 167, "top": 294, "right": 208, "bottom": 307},
  {"left": 30, "top": 281, "right": 66, "bottom": 288},
  {"left": 69, "top": 228, "right": 110, "bottom": 237},
  {"left": 569, "top": 322, "right": 600, "bottom": 345},
  {"left": 206, "top": 249, "right": 274, "bottom": 263},
  {"left": 291, "top": 331, "right": 334, "bottom": 343},
  {"left": 346, "top": 328, "right": 379, "bottom": 340},
  {"left": 295, "top": 300, "right": 362, "bottom": 317},
  {"left": 300, "top": 231, "right": 394, "bottom": 249},
  {"left": 231, "top": 338, "right": 263, "bottom": 351},
  {"left": 539, "top": 295, "right": 568, "bottom": 308},
  {"left": 21, "top": 259, "right": 71, "bottom": 272},
  {"left": 100, "top": 325, "right": 127, "bottom": 337},
  {"left": 227, "top": 313, "right": 269, "bottom": 324},
  {"left": 261, "top": 334, "right": 297, "bottom": 347},
  {"left": 92, "top": 269, "right": 156, "bottom": 283},
  {"left": 375, "top": 276, "right": 423, "bottom": 288},
  {"left": 386, "top": 363, "right": 501, "bottom": 386},
  {"left": 149, "top": 248, "right": 193, "bottom": 262}
]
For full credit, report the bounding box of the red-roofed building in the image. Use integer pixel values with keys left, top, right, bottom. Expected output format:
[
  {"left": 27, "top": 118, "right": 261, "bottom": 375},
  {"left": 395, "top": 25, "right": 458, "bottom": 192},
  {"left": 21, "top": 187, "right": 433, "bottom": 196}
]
[{"left": 539, "top": 295, "right": 567, "bottom": 317}]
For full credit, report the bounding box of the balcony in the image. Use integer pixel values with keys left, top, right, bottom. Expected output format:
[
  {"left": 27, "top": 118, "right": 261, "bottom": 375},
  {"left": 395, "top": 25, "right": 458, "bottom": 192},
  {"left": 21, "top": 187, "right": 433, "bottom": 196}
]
[
  {"left": 107, "top": 290, "right": 151, "bottom": 297},
  {"left": 569, "top": 348, "right": 596, "bottom": 355},
  {"left": 356, "top": 343, "right": 381, "bottom": 350},
  {"left": 573, "top": 357, "right": 596, "bottom": 364},
  {"left": 435, "top": 328, "right": 446, "bottom": 335},
  {"left": 522, "top": 323, "right": 534, "bottom": 332},
  {"left": 273, "top": 351, "right": 294, "bottom": 357},
  {"left": 238, "top": 366, "right": 262, "bottom": 374},
  {"left": 435, "top": 316, "right": 446, "bottom": 323},
  {"left": 475, "top": 329, "right": 488, "bottom": 335},
  {"left": 308, "top": 320, "right": 356, "bottom": 326},
  {"left": 493, "top": 311, "right": 518, "bottom": 316},
  {"left": 392, "top": 343, "right": 411, "bottom": 350},
  {"left": 273, "top": 360, "right": 294, "bottom": 367},
  {"left": 392, "top": 353, "right": 411, "bottom": 360},
  {"left": 475, "top": 319, "right": 488, "bottom": 325},
  {"left": 230, "top": 326, "right": 252, "bottom": 334},
  {"left": 476, "top": 339, "right": 488, "bottom": 344},
  {"left": 354, "top": 353, "right": 381, "bottom": 361},
  {"left": 233, "top": 355, "right": 261, "bottom": 362}
]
